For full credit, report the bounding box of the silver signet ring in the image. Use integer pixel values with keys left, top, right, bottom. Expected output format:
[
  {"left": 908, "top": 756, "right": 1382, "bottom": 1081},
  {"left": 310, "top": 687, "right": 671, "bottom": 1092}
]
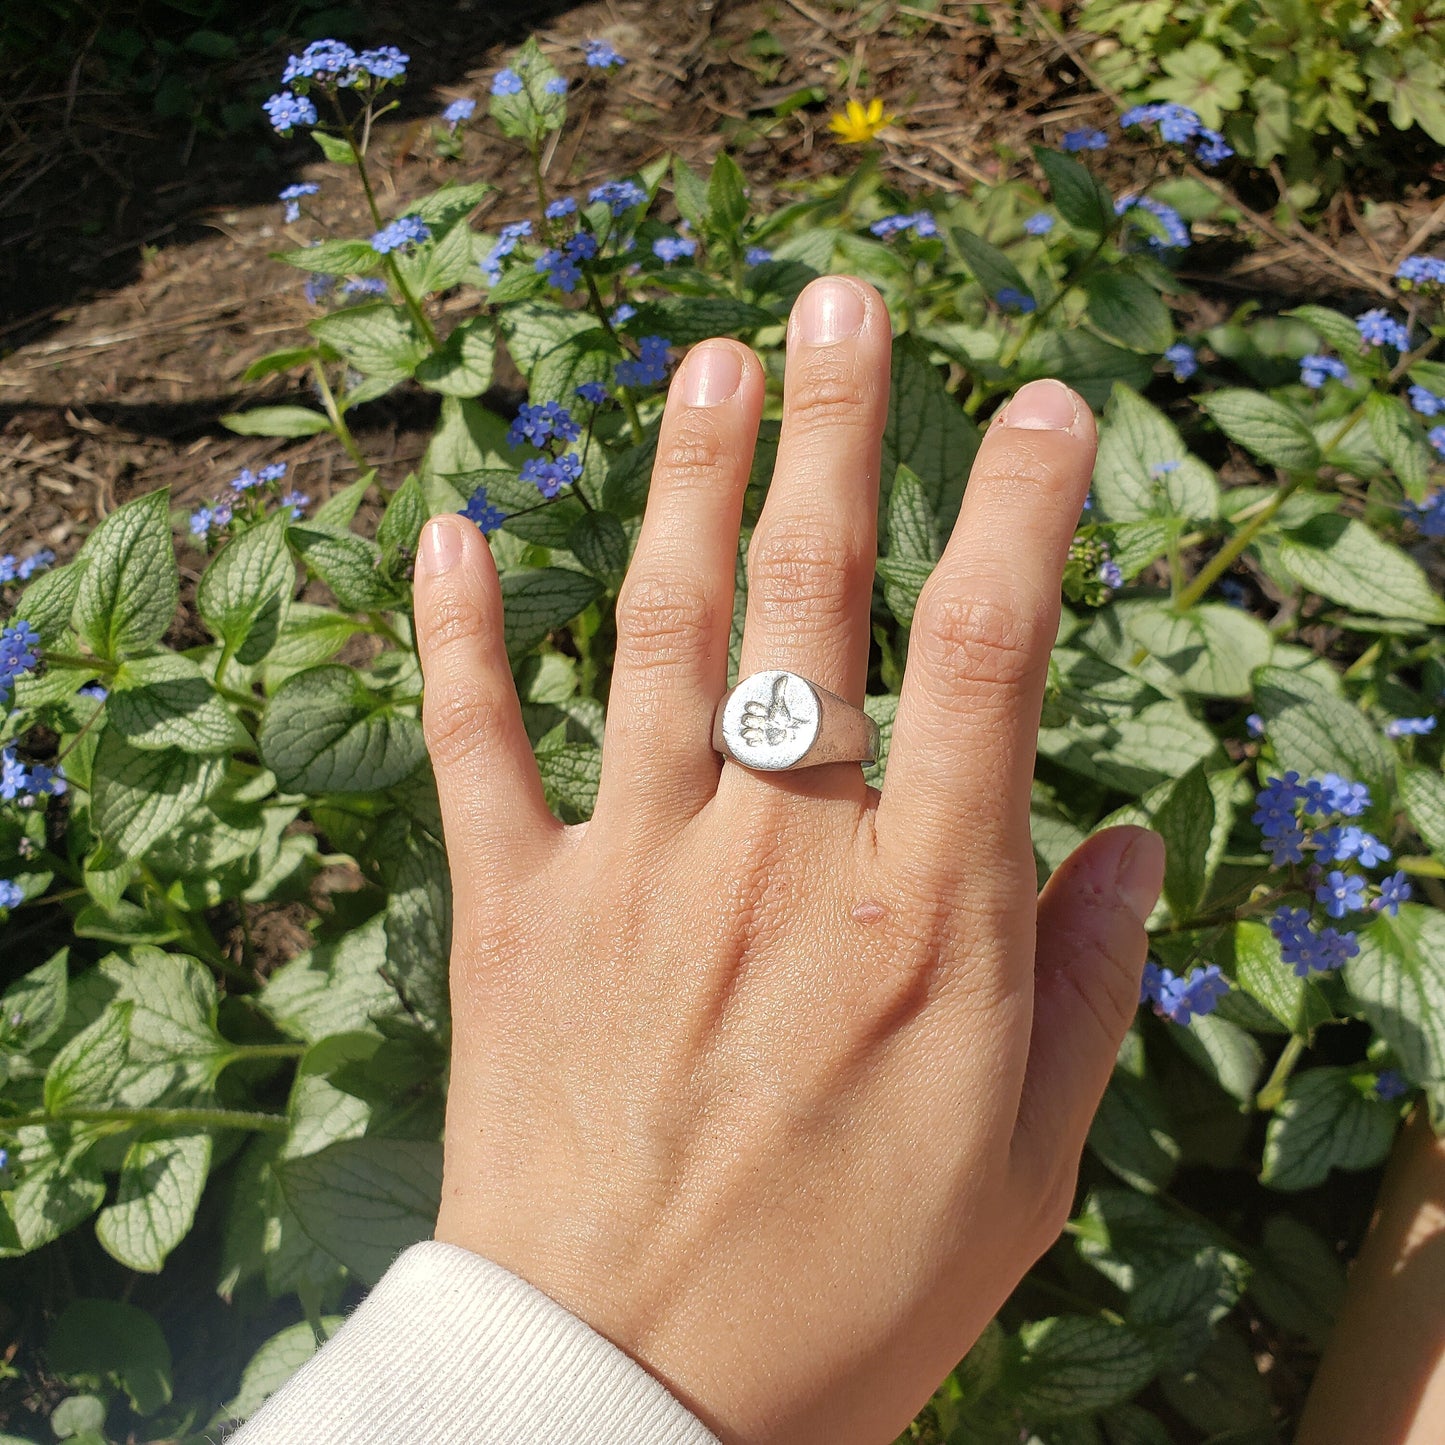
[{"left": 712, "top": 669, "right": 880, "bottom": 772}]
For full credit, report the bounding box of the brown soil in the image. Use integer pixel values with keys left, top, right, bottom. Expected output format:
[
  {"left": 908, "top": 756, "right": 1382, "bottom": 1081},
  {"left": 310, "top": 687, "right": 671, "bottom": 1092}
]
[{"left": 10, "top": 0, "right": 1435, "bottom": 567}]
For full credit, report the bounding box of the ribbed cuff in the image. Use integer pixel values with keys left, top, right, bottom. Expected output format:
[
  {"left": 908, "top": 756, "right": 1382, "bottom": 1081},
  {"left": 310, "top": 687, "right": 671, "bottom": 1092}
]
[{"left": 229, "top": 1241, "right": 721, "bottom": 1445}]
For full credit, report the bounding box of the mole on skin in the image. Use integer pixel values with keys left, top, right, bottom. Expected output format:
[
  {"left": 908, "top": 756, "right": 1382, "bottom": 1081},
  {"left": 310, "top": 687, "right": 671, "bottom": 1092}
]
[{"left": 851, "top": 900, "right": 887, "bottom": 925}]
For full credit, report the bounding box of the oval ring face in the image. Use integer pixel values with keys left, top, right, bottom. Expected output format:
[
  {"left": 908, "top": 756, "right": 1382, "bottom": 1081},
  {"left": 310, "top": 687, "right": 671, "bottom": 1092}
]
[{"left": 720, "top": 669, "right": 821, "bottom": 770}]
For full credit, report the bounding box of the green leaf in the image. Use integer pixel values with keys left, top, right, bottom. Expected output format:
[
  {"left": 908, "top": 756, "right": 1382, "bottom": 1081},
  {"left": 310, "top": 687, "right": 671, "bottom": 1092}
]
[
  {"left": 500, "top": 568, "right": 604, "bottom": 656},
  {"left": 1262, "top": 1066, "right": 1397, "bottom": 1190},
  {"left": 1088, "top": 1069, "right": 1180, "bottom": 1194},
  {"left": 1232, "top": 921, "right": 1333, "bottom": 1035},
  {"left": 1401, "top": 765, "right": 1445, "bottom": 856},
  {"left": 568, "top": 511, "right": 630, "bottom": 585},
  {"left": 535, "top": 738, "right": 602, "bottom": 819},
  {"left": 50, "top": 1395, "right": 106, "bottom": 1440},
  {"left": 277, "top": 1137, "right": 443, "bottom": 1286},
  {"left": 1018, "top": 328, "right": 1152, "bottom": 411},
  {"left": 310, "top": 130, "right": 358, "bottom": 165},
  {"left": 308, "top": 472, "right": 374, "bottom": 533},
  {"left": 263, "top": 604, "right": 362, "bottom": 683},
  {"left": 241, "top": 346, "right": 319, "bottom": 383},
  {"left": 1, "top": 950, "right": 68, "bottom": 1055},
  {"left": 1171, "top": 1011, "right": 1265, "bottom": 1103},
  {"left": 886, "top": 463, "right": 940, "bottom": 563},
  {"left": 48, "top": 1300, "right": 172, "bottom": 1416},
  {"left": 488, "top": 36, "right": 566, "bottom": 141},
  {"left": 1346, "top": 905, "right": 1445, "bottom": 1100},
  {"left": 1039, "top": 699, "right": 1217, "bottom": 794},
  {"left": 260, "top": 665, "right": 427, "bottom": 794},
  {"left": 1284, "top": 305, "right": 1368, "bottom": 363},
  {"left": 373, "top": 811, "right": 451, "bottom": 1029},
  {"left": 44, "top": 1004, "right": 132, "bottom": 1113},
  {"left": 289, "top": 526, "right": 402, "bottom": 612},
  {"left": 1365, "top": 392, "right": 1432, "bottom": 501},
  {"left": 414, "top": 316, "right": 496, "bottom": 397},
  {"left": 71, "top": 491, "right": 178, "bottom": 661},
  {"left": 310, "top": 302, "right": 427, "bottom": 383},
  {"left": 1093, "top": 384, "right": 1218, "bottom": 523},
  {"left": 276, "top": 238, "right": 379, "bottom": 276},
  {"left": 1036, "top": 146, "right": 1115, "bottom": 235},
  {"left": 1153, "top": 765, "right": 1214, "bottom": 918},
  {"left": 628, "top": 296, "right": 777, "bottom": 346},
  {"left": 107, "top": 654, "right": 247, "bottom": 754},
  {"left": 1157, "top": 1326, "right": 1274, "bottom": 1438},
  {"left": 261, "top": 914, "right": 401, "bottom": 1044},
  {"left": 14, "top": 562, "right": 84, "bottom": 646},
  {"left": 1009, "top": 1317, "right": 1156, "bottom": 1418},
  {"left": 1277, "top": 514, "right": 1445, "bottom": 623},
  {"left": 497, "top": 302, "right": 598, "bottom": 380},
  {"left": 672, "top": 156, "right": 709, "bottom": 234},
  {"left": 220, "top": 406, "right": 333, "bottom": 439},
  {"left": 94, "top": 1133, "right": 211, "bottom": 1273},
  {"left": 91, "top": 733, "right": 224, "bottom": 862},
  {"left": 1200, "top": 389, "right": 1320, "bottom": 470},
  {"left": 0, "top": 1130, "right": 106, "bottom": 1258},
  {"left": 881, "top": 336, "right": 982, "bottom": 532},
  {"left": 1131, "top": 1245, "right": 1248, "bottom": 1372},
  {"left": 217, "top": 1317, "right": 345, "bottom": 1425},
  {"left": 1075, "top": 1189, "right": 1217, "bottom": 1292},
  {"left": 1118, "top": 600, "right": 1272, "bottom": 697},
  {"left": 410, "top": 182, "right": 492, "bottom": 229},
  {"left": 951, "top": 225, "right": 1030, "bottom": 301},
  {"left": 376, "top": 474, "right": 428, "bottom": 570},
  {"left": 197, "top": 511, "right": 295, "bottom": 665},
  {"left": 419, "top": 217, "right": 479, "bottom": 295},
  {"left": 706, "top": 152, "right": 749, "bottom": 235},
  {"left": 1252, "top": 666, "right": 1390, "bottom": 796},
  {"left": 1248, "top": 1214, "right": 1346, "bottom": 1350},
  {"left": 1084, "top": 270, "right": 1174, "bottom": 353},
  {"left": 98, "top": 949, "right": 230, "bottom": 1106}
]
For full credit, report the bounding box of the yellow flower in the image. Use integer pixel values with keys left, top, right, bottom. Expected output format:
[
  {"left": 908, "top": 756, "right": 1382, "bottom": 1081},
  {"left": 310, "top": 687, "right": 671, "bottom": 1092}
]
[{"left": 827, "top": 97, "right": 895, "bottom": 144}]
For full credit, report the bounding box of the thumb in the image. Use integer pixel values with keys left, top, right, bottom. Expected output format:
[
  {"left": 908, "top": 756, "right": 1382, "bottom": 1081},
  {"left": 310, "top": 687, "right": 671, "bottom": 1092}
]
[{"left": 1011, "top": 826, "right": 1164, "bottom": 1187}]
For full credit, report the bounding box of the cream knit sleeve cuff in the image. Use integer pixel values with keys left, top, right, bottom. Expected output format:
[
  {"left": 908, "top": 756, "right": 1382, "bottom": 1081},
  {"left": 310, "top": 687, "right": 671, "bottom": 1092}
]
[{"left": 228, "top": 1241, "right": 722, "bottom": 1445}]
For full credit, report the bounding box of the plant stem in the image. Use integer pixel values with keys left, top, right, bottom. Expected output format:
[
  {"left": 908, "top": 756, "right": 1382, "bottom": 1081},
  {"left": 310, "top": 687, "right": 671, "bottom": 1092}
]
[
  {"left": 0, "top": 1106, "right": 287, "bottom": 1135},
  {"left": 222, "top": 1042, "right": 307, "bottom": 1065},
  {"left": 311, "top": 359, "right": 369, "bottom": 470},
  {"left": 583, "top": 271, "right": 645, "bottom": 444},
  {"left": 1173, "top": 472, "right": 1307, "bottom": 612},
  {"left": 42, "top": 651, "right": 115, "bottom": 676},
  {"left": 339, "top": 113, "right": 440, "bottom": 350},
  {"left": 1256, "top": 1033, "right": 1307, "bottom": 1112}
]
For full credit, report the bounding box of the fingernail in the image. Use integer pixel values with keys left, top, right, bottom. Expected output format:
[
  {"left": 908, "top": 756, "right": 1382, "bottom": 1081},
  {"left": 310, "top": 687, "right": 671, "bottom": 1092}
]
[
  {"left": 420, "top": 517, "right": 464, "bottom": 576},
  {"left": 994, "top": 379, "right": 1081, "bottom": 434},
  {"left": 1115, "top": 832, "right": 1166, "bottom": 925},
  {"left": 683, "top": 341, "right": 743, "bottom": 406},
  {"left": 796, "top": 277, "right": 866, "bottom": 344}
]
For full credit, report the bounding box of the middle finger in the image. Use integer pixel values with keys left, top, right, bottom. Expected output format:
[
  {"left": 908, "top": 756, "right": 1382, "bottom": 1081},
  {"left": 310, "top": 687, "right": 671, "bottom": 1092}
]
[{"left": 732, "top": 276, "right": 891, "bottom": 784}]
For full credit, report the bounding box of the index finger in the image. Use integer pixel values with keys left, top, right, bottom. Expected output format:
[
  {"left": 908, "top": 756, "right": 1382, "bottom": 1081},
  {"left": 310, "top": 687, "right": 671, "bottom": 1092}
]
[{"left": 876, "top": 379, "right": 1096, "bottom": 893}]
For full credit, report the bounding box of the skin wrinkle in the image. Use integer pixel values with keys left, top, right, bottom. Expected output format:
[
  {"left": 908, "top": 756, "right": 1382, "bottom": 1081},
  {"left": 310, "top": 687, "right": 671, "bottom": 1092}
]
[{"left": 420, "top": 276, "right": 1160, "bottom": 1445}]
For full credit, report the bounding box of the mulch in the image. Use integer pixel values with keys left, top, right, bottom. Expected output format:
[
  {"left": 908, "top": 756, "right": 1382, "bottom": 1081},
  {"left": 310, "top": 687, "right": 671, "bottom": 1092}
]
[{"left": 1, "top": 0, "right": 1440, "bottom": 564}]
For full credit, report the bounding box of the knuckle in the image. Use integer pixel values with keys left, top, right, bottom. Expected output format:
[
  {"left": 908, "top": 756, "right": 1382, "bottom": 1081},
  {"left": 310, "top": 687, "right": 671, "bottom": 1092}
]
[
  {"left": 788, "top": 350, "right": 874, "bottom": 426},
  {"left": 914, "top": 582, "right": 1050, "bottom": 694},
  {"left": 656, "top": 414, "right": 733, "bottom": 489},
  {"left": 423, "top": 685, "right": 504, "bottom": 769},
  {"left": 615, "top": 572, "right": 715, "bottom": 660},
  {"left": 747, "top": 523, "right": 868, "bottom": 631},
  {"left": 420, "top": 587, "right": 486, "bottom": 660}
]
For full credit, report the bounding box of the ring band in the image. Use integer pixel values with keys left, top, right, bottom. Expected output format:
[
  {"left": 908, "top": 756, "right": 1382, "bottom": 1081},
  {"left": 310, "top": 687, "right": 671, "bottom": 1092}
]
[{"left": 712, "top": 669, "right": 880, "bottom": 772}]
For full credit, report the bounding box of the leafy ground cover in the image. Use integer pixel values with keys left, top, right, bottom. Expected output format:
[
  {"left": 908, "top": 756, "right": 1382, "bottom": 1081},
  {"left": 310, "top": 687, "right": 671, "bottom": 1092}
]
[{"left": 2, "top": 4, "right": 1445, "bottom": 1443}]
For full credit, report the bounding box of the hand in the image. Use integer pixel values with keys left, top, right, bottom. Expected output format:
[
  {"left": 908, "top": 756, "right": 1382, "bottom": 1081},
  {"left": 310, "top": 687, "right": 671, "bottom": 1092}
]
[{"left": 413, "top": 275, "right": 1165, "bottom": 1445}]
